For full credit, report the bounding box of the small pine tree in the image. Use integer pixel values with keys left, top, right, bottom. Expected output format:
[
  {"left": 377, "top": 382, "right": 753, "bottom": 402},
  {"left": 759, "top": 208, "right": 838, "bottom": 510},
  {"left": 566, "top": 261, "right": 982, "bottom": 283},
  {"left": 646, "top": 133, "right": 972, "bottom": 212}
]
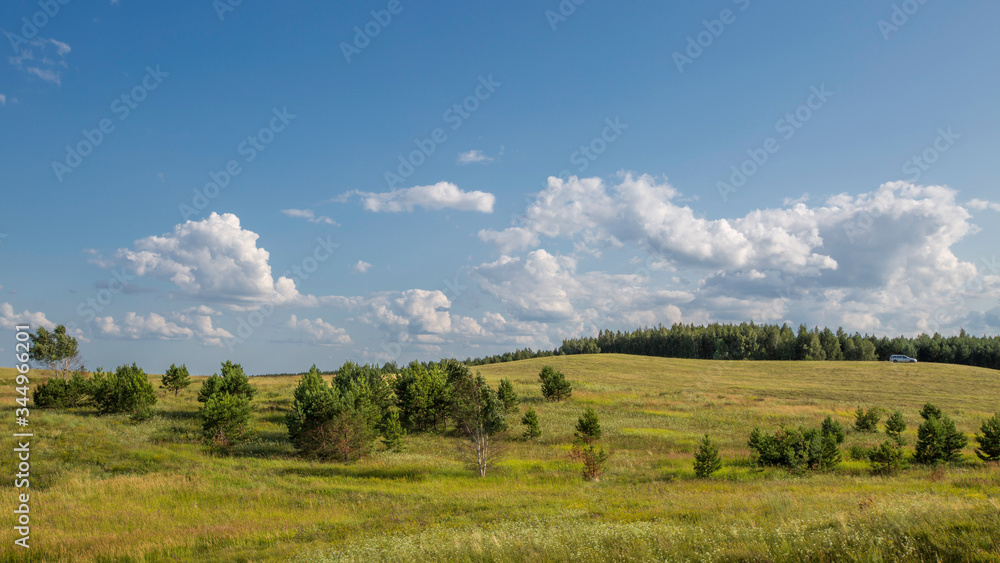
[
  {"left": 941, "top": 416, "right": 968, "bottom": 462},
  {"left": 920, "top": 403, "right": 943, "bottom": 421},
  {"left": 201, "top": 393, "right": 253, "bottom": 446},
  {"left": 915, "top": 412, "right": 968, "bottom": 464},
  {"left": 819, "top": 433, "right": 842, "bottom": 470},
  {"left": 496, "top": 378, "right": 518, "bottom": 413},
  {"left": 161, "top": 363, "right": 191, "bottom": 397},
  {"left": 821, "top": 415, "right": 846, "bottom": 444},
  {"left": 380, "top": 408, "right": 406, "bottom": 453},
  {"left": 854, "top": 407, "right": 881, "bottom": 433},
  {"left": 914, "top": 415, "right": 945, "bottom": 464},
  {"left": 693, "top": 434, "right": 722, "bottom": 478},
  {"left": 90, "top": 363, "right": 157, "bottom": 420},
  {"left": 869, "top": 439, "right": 905, "bottom": 476},
  {"left": 885, "top": 410, "right": 907, "bottom": 444},
  {"left": 33, "top": 370, "right": 91, "bottom": 409},
  {"left": 575, "top": 407, "right": 602, "bottom": 443},
  {"left": 302, "top": 410, "right": 375, "bottom": 463},
  {"left": 539, "top": 366, "right": 572, "bottom": 402},
  {"left": 198, "top": 361, "right": 256, "bottom": 403},
  {"left": 975, "top": 413, "right": 1000, "bottom": 462},
  {"left": 521, "top": 408, "right": 542, "bottom": 440}
]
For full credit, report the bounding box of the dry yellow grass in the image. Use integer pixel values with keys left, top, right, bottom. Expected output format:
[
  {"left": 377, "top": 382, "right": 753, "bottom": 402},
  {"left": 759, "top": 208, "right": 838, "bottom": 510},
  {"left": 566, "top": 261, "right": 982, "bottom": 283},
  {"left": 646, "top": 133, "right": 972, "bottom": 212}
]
[{"left": 0, "top": 356, "right": 998, "bottom": 561}]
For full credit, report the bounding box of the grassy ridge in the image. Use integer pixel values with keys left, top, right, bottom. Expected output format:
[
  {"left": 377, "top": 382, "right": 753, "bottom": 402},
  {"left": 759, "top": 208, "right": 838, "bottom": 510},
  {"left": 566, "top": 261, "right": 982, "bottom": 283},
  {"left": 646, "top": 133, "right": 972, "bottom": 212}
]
[{"left": 1, "top": 356, "right": 999, "bottom": 561}]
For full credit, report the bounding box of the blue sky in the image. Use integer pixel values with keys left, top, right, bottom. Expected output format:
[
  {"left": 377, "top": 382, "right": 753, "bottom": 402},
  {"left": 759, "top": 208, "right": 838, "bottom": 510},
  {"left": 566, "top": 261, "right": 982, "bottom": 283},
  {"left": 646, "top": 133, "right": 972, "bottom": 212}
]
[{"left": 2, "top": 0, "right": 999, "bottom": 375}]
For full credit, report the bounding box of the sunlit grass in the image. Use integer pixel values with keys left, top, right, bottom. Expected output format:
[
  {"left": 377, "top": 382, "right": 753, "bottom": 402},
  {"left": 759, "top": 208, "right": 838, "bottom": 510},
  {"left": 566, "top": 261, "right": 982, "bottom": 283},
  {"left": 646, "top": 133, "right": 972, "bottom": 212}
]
[{"left": 0, "top": 356, "right": 998, "bottom": 561}]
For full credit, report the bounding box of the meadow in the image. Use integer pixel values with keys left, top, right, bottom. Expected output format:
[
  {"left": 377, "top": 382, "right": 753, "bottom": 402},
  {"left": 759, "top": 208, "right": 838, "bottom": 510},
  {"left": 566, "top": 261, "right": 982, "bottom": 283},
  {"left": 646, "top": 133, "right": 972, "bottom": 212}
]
[{"left": 1, "top": 355, "right": 999, "bottom": 562}]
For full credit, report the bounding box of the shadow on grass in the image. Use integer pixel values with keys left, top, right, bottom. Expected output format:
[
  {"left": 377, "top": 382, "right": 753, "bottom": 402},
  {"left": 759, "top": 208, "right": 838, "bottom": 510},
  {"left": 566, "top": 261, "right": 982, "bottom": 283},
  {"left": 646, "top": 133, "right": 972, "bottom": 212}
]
[
  {"left": 157, "top": 409, "right": 201, "bottom": 420},
  {"left": 278, "top": 464, "right": 433, "bottom": 481},
  {"left": 519, "top": 397, "right": 547, "bottom": 405},
  {"left": 261, "top": 412, "right": 287, "bottom": 425}
]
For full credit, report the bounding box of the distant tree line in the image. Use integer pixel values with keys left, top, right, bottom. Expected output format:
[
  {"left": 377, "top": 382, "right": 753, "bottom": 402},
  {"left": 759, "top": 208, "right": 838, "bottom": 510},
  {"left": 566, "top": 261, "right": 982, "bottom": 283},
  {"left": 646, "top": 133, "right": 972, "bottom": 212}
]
[{"left": 462, "top": 323, "right": 1000, "bottom": 371}]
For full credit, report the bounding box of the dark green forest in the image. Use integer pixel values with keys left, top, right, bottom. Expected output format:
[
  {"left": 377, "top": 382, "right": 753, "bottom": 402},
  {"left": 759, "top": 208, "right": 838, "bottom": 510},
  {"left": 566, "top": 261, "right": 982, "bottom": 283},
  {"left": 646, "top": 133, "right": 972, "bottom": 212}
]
[{"left": 464, "top": 323, "right": 1000, "bottom": 371}]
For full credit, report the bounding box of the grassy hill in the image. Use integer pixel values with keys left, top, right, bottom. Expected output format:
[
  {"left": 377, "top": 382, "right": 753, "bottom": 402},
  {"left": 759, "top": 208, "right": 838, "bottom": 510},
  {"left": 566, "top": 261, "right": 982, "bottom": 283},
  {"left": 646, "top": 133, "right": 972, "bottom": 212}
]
[{"left": 2, "top": 355, "right": 999, "bottom": 561}]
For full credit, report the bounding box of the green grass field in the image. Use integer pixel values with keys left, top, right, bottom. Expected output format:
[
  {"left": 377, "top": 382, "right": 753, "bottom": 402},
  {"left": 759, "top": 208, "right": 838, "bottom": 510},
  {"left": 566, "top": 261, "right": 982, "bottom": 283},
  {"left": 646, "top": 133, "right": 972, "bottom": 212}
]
[{"left": 2, "top": 355, "right": 999, "bottom": 562}]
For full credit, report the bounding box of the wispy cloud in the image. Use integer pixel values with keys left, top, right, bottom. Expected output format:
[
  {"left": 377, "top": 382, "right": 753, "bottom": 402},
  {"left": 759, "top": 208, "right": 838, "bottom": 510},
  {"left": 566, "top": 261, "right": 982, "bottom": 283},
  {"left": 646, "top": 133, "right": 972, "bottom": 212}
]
[
  {"left": 0, "top": 94, "right": 6, "bottom": 105},
  {"left": 353, "top": 260, "right": 373, "bottom": 274},
  {"left": 458, "top": 149, "right": 494, "bottom": 164},
  {"left": 281, "top": 208, "right": 338, "bottom": 225},
  {"left": 7, "top": 37, "right": 71, "bottom": 86},
  {"left": 341, "top": 182, "right": 496, "bottom": 213},
  {"left": 967, "top": 199, "right": 1000, "bottom": 212}
]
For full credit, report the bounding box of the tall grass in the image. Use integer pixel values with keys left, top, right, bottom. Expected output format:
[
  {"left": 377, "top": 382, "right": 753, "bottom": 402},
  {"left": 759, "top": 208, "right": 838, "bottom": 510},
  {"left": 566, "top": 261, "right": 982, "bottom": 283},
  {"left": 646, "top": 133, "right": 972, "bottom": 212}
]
[{"left": 1, "top": 357, "right": 998, "bottom": 561}]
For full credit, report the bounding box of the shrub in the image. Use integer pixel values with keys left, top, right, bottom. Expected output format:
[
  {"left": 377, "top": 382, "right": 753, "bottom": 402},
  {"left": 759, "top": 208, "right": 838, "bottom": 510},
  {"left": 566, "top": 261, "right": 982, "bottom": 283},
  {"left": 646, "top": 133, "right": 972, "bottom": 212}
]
[
  {"left": 854, "top": 407, "right": 881, "bottom": 433},
  {"left": 300, "top": 410, "right": 376, "bottom": 462},
  {"left": 201, "top": 393, "right": 253, "bottom": 446},
  {"left": 885, "top": 410, "right": 907, "bottom": 443},
  {"left": 821, "top": 415, "right": 845, "bottom": 444},
  {"left": 197, "top": 361, "right": 256, "bottom": 403},
  {"left": 575, "top": 407, "right": 602, "bottom": 443},
  {"left": 497, "top": 378, "right": 518, "bottom": 413},
  {"left": 521, "top": 408, "right": 542, "bottom": 441},
  {"left": 693, "top": 434, "right": 722, "bottom": 478},
  {"left": 33, "top": 370, "right": 90, "bottom": 409},
  {"left": 747, "top": 426, "right": 840, "bottom": 471},
  {"left": 90, "top": 363, "right": 157, "bottom": 420},
  {"left": 161, "top": 363, "right": 191, "bottom": 397},
  {"left": 539, "top": 366, "right": 572, "bottom": 402},
  {"left": 848, "top": 444, "right": 871, "bottom": 461},
  {"left": 915, "top": 411, "right": 968, "bottom": 465},
  {"left": 975, "top": 413, "right": 1000, "bottom": 462},
  {"left": 869, "top": 439, "right": 906, "bottom": 476}
]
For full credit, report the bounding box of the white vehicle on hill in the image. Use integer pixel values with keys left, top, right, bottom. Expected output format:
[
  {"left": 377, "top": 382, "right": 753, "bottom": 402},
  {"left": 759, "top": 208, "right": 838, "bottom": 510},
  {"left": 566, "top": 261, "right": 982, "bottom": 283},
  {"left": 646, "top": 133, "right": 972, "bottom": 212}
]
[{"left": 889, "top": 355, "right": 917, "bottom": 363}]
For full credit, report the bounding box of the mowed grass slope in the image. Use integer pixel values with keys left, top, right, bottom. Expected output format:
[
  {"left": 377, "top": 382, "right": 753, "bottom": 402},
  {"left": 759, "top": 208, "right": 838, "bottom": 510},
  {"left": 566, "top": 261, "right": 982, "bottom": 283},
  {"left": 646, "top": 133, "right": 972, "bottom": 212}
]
[{"left": 0, "top": 355, "right": 998, "bottom": 562}]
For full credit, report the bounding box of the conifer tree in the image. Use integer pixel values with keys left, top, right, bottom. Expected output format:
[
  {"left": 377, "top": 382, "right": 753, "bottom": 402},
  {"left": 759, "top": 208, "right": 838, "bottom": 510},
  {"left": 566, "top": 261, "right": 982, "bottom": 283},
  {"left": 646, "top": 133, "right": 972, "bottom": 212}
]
[{"left": 693, "top": 434, "right": 722, "bottom": 478}]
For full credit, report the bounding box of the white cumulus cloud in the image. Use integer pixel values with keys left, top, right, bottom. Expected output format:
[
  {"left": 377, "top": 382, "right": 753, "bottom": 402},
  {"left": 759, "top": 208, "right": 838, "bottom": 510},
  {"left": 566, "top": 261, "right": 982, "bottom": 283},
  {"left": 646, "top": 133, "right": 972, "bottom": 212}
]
[
  {"left": 286, "top": 315, "right": 351, "bottom": 346},
  {"left": 95, "top": 308, "right": 233, "bottom": 346},
  {"left": 113, "top": 212, "right": 304, "bottom": 305}
]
